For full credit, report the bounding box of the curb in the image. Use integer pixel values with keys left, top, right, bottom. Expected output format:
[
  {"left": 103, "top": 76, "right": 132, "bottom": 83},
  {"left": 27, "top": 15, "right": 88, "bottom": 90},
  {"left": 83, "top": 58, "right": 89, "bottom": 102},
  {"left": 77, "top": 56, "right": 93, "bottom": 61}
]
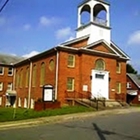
[{"left": 0, "top": 107, "right": 139, "bottom": 130}]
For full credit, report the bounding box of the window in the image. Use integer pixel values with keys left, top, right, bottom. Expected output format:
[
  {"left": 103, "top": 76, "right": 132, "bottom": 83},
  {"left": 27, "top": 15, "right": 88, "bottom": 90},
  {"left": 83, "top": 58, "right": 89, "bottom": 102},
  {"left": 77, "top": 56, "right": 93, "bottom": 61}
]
[
  {"left": 116, "top": 62, "right": 121, "bottom": 73},
  {"left": 116, "top": 82, "right": 121, "bottom": 94},
  {"left": 49, "top": 59, "right": 55, "bottom": 71},
  {"left": 16, "top": 71, "right": 20, "bottom": 88},
  {"left": 67, "top": 78, "right": 75, "bottom": 91},
  {"left": 8, "top": 67, "right": 13, "bottom": 76},
  {"left": 32, "top": 65, "right": 37, "bottom": 87},
  {"left": 95, "top": 59, "right": 105, "bottom": 70},
  {"left": 0, "top": 66, "right": 4, "bottom": 75},
  {"left": 67, "top": 54, "right": 75, "bottom": 67},
  {"left": 0, "top": 82, "right": 3, "bottom": 91},
  {"left": 7, "top": 83, "right": 12, "bottom": 90},
  {"left": 25, "top": 67, "right": 29, "bottom": 87},
  {"left": 127, "top": 82, "right": 131, "bottom": 89},
  {"left": 95, "top": 74, "right": 104, "bottom": 79},
  {"left": 19, "top": 69, "right": 23, "bottom": 88},
  {"left": 40, "top": 62, "right": 45, "bottom": 86}
]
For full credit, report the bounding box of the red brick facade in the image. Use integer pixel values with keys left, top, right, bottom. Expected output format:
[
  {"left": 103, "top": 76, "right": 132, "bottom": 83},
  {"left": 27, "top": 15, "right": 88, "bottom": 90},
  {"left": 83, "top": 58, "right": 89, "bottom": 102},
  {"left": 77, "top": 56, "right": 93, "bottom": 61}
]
[
  {"left": 127, "top": 75, "right": 140, "bottom": 104},
  {"left": 0, "top": 39, "right": 128, "bottom": 108},
  {"left": 0, "top": 65, "right": 14, "bottom": 106}
]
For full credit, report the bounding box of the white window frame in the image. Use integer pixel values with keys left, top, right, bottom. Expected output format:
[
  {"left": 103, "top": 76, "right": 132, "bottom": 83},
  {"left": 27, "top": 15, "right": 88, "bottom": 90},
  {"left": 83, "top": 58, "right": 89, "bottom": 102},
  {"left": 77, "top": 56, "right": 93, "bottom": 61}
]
[
  {"left": 0, "top": 82, "right": 3, "bottom": 91},
  {"left": 0, "top": 66, "right": 4, "bottom": 75},
  {"left": 116, "top": 82, "right": 121, "bottom": 94},
  {"left": 67, "top": 78, "right": 75, "bottom": 91},
  {"left": 67, "top": 54, "right": 75, "bottom": 68},
  {"left": 116, "top": 62, "right": 121, "bottom": 73},
  {"left": 8, "top": 67, "right": 13, "bottom": 76},
  {"left": 127, "top": 82, "right": 131, "bottom": 89},
  {"left": 7, "top": 83, "right": 13, "bottom": 91}
]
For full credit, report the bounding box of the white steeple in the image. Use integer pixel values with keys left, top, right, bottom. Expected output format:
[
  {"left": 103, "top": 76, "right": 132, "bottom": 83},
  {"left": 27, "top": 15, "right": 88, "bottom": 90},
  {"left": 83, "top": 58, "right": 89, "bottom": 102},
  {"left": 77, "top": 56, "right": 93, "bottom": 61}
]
[{"left": 76, "top": 0, "right": 111, "bottom": 44}]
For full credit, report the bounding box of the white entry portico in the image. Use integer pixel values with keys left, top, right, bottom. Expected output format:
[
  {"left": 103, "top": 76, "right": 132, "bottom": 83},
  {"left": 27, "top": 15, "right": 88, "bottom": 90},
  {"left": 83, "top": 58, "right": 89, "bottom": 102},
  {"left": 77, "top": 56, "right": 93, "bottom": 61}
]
[{"left": 91, "top": 70, "right": 109, "bottom": 99}]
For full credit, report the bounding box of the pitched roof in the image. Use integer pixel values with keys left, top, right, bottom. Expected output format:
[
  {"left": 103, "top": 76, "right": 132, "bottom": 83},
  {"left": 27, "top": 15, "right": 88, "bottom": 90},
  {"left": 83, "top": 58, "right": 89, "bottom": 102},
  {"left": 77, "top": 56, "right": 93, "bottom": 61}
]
[
  {"left": 127, "top": 73, "right": 140, "bottom": 88},
  {"left": 61, "top": 35, "right": 89, "bottom": 46},
  {"left": 0, "top": 53, "right": 23, "bottom": 65}
]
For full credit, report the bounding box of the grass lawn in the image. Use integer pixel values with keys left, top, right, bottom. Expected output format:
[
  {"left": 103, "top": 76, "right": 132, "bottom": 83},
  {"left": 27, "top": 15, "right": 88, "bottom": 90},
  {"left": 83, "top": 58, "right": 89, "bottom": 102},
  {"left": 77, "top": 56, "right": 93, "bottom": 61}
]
[{"left": 0, "top": 106, "right": 94, "bottom": 122}]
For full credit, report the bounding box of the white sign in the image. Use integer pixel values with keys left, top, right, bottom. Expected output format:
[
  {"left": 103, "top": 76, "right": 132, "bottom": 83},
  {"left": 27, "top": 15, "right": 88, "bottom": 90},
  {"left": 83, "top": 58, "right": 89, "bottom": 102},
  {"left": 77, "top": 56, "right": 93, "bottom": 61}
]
[
  {"left": 44, "top": 89, "right": 53, "bottom": 101},
  {"left": 83, "top": 85, "right": 88, "bottom": 92}
]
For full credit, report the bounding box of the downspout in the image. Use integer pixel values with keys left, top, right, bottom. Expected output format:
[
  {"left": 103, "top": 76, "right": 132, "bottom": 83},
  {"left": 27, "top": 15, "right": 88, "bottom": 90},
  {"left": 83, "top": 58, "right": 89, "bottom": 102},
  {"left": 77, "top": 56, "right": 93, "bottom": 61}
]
[
  {"left": 28, "top": 59, "right": 33, "bottom": 109},
  {"left": 55, "top": 48, "right": 59, "bottom": 100},
  {"left": 13, "top": 66, "right": 16, "bottom": 90},
  {"left": 13, "top": 66, "right": 16, "bottom": 108}
]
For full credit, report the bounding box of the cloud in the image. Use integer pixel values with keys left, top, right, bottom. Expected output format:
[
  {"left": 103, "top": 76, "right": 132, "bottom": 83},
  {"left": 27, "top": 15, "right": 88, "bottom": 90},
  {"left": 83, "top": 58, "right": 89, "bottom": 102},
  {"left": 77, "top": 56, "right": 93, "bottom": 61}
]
[
  {"left": 128, "top": 30, "right": 140, "bottom": 45},
  {"left": 23, "top": 24, "right": 31, "bottom": 30},
  {"left": 22, "top": 51, "right": 39, "bottom": 58},
  {"left": 39, "top": 16, "right": 60, "bottom": 27},
  {"left": 55, "top": 27, "right": 74, "bottom": 40}
]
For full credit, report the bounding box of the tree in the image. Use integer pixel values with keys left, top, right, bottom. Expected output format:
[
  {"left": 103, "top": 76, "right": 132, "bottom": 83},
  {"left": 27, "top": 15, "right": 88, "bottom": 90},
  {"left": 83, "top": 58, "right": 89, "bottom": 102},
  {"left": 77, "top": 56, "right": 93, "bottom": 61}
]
[{"left": 127, "top": 63, "right": 138, "bottom": 74}]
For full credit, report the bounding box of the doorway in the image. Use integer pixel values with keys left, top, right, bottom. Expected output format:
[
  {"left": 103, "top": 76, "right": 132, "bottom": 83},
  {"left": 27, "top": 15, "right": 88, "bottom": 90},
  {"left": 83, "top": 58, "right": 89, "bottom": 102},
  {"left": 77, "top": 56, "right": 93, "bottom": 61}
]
[{"left": 91, "top": 70, "right": 109, "bottom": 99}]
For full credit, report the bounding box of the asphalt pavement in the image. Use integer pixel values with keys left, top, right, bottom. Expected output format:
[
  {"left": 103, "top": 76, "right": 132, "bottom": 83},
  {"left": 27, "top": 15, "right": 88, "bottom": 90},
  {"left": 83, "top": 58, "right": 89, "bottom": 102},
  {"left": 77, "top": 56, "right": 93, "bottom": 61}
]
[{"left": 0, "top": 107, "right": 140, "bottom": 130}]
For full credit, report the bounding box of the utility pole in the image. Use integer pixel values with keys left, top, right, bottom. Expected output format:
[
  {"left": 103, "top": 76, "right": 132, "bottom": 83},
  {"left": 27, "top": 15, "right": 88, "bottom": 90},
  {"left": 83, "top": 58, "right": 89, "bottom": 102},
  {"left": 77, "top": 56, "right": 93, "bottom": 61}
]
[{"left": 0, "top": 0, "right": 9, "bottom": 13}]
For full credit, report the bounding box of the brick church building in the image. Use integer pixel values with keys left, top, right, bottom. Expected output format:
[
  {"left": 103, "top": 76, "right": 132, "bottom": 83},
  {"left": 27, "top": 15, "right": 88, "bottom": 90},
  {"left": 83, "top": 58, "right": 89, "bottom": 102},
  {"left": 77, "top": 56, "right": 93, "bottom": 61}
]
[{"left": 0, "top": 0, "right": 129, "bottom": 108}]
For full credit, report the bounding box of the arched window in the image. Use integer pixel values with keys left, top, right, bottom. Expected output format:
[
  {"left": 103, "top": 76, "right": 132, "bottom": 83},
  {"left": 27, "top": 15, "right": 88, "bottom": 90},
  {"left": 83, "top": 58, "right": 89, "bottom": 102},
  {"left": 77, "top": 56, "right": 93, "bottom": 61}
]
[
  {"left": 80, "top": 4, "right": 91, "bottom": 25},
  {"left": 16, "top": 70, "right": 19, "bottom": 88},
  {"left": 93, "top": 4, "right": 107, "bottom": 26},
  {"left": 95, "top": 59, "right": 105, "bottom": 70},
  {"left": 32, "top": 65, "right": 37, "bottom": 87},
  {"left": 49, "top": 59, "right": 55, "bottom": 71},
  {"left": 19, "top": 69, "right": 23, "bottom": 88},
  {"left": 25, "top": 67, "right": 29, "bottom": 87},
  {"left": 40, "top": 62, "right": 45, "bottom": 86}
]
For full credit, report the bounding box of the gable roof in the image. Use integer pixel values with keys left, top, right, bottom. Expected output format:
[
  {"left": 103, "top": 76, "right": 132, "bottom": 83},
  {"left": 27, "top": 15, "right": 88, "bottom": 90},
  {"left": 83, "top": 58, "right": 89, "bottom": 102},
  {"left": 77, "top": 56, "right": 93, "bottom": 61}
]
[
  {"left": 111, "top": 41, "right": 130, "bottom": 60},
  {"left": 0, "top": 53, "right": 23, "bottom": 66},
  {"left": 127, "top": 73, "right": 140, "bottom": 88},
  {"left": 73, "top": 39, "right": 130, "bottom": 60},
  {"left": 61, "top": 35, "right": 89, "bottom": 46}
]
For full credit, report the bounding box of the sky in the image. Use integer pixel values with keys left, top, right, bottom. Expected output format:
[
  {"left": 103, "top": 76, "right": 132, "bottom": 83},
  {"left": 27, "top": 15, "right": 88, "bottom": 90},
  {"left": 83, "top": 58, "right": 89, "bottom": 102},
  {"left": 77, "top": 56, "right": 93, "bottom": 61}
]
[{"left": 0, "top": 0, "right": 140, "bottom": 72}]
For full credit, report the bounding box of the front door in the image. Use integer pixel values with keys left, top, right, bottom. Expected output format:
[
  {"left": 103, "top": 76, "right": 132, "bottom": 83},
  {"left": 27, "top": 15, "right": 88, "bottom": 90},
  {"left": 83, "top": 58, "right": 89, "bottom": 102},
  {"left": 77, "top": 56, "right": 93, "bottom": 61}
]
[{"left": 91, "top": 70, "right": 109, "bottom": 99}]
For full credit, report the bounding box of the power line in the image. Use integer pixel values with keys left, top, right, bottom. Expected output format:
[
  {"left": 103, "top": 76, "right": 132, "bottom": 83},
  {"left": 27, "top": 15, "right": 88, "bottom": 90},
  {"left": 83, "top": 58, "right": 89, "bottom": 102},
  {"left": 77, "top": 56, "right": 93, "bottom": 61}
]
[{"left": 0, "top": 0, "right": 9, "bottom": 13}]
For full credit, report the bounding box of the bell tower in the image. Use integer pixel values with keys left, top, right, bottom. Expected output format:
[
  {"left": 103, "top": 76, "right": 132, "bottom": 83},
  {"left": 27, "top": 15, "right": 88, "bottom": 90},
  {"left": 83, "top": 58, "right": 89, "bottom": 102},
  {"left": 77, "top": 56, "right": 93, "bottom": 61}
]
[{"left": 76, "top": 0, "right": 111, "bottom": 44}]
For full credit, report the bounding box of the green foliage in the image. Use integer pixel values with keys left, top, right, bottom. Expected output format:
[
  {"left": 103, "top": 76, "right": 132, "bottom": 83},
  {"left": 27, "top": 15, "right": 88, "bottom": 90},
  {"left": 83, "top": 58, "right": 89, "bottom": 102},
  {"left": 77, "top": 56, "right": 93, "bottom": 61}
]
[
  {"left": 0, "top": 106, "right": 94, "bottom": 122},
  {"left": 127, "top": 63, "right": 138, "bottom": 74}
]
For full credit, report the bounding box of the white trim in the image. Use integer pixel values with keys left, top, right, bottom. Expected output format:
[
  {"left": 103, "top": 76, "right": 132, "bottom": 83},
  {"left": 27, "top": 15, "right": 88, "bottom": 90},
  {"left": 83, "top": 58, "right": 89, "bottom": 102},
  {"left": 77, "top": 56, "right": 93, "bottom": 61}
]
[
  {"left": 28, "top": 61, "right": 32, "bottom": 109},
  {"left": 111, "top": 41, "right": 130, "bottom": 59},
  {"left": 8, "top": 67, "right": 13, "bottom": 76},
  {"left": 55, "top": 50, "right": 59, "bottom": 100},
  {"left": 61, "top": 35, "right": 89, "bottom": 46},
  {"left": 81, "top": 48, "right": 119, "bottom": 57}
]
